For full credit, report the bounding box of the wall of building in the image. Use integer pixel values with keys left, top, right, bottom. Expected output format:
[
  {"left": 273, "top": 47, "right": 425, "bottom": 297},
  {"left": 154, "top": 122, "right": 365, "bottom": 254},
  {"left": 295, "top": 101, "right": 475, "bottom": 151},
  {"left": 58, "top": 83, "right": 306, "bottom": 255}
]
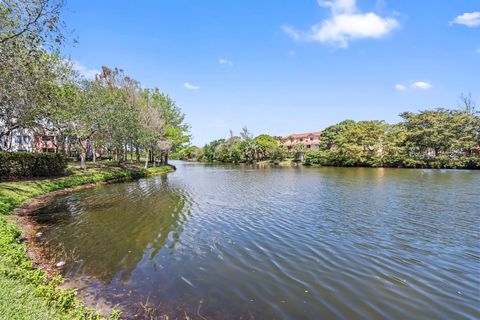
[{"left": 0, "top": 128, "right": 35, "bottom": 152}]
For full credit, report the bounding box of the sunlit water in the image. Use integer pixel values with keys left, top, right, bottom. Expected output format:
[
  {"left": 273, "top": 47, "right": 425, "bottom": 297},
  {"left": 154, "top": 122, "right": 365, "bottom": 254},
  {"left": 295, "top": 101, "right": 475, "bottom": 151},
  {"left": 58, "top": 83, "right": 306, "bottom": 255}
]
[{"left": 32, "top": 162, "right": 480, "bottom": 319}]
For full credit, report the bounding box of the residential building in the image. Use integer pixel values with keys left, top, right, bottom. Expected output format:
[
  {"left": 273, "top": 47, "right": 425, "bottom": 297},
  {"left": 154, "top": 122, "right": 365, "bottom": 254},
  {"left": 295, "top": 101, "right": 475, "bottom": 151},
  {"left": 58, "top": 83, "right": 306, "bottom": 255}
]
[
  {"left": 281, "top": 131, "right": 322, "bottom": 154},
  {"left": 0, "top": 123, "right": 58, "bottom": 153},
  {"left": 33, "top": 130, "right": 58, "bottom": 153},
  {"left": 0, "top": 128, "right": 35, "bottom": 152}
]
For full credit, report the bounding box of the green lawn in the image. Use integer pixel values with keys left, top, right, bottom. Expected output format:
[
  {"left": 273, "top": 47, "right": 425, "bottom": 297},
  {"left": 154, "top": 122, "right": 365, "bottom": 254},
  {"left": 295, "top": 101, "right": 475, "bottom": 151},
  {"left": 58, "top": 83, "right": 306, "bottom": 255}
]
[{"left": 0, "top": 165, "right": 174, "bottom": 320}]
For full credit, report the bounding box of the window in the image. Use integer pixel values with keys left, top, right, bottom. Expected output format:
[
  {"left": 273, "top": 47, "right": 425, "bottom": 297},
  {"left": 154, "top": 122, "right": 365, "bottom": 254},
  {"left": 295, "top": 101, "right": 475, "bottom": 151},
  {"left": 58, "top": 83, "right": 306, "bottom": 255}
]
[
  {"left": 15, "top": 135, "right": 22, "bottom": 144},
  {"left": 23, "top": 136, "right": 31, "bottom": 143}
]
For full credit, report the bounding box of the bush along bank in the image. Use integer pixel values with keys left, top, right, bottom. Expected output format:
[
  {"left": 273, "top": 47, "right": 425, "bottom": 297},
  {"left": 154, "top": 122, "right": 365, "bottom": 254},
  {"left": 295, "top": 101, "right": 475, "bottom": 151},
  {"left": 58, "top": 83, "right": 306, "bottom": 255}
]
[
  {"left": 0, "top": 152, "right": 67, "bottom": 180},
  {"left": 0, "top": 165, "right": 174, "bottom": 320}
]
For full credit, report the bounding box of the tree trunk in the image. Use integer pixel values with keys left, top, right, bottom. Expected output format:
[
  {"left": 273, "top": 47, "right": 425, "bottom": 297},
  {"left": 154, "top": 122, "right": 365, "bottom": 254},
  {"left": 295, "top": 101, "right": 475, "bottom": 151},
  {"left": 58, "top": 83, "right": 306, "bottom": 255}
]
[
  {"left": 149, "top": 149, "right": 154, "bottom": 163},
  {"left": 92, "top": 140, "right": 96, "bottom": 164},
  {"left": 144, "top": 150, "right": 149, "bottom": 169},
  {"left": 80, "top": 152, "right": 86, "bottom": 170},
  {"left": 8, "top": 133, "right": 13, "bottom": 151},
  {"left": 135, "top": 144, "right": 140, "bottom": 162},
  {"left": 59, "top": 135, "right": 65, "bottom": 155},
  {"left": 1, "top": 130, "right": 12, "bottom": 151},
  {"left": 130, "top": 141, "right": 133, "bottom": 161},
  {"left": 2, "top": 133, "right": 9, "bottom": 150},
  {"left": 79, "top": 139, "right": 88, "bottom": 170},
  {"left": 67, "top": 138, "right": 72, "bottom": 157},
  {"left": 161, "top": 150, "right": 169, "bottom": 165}
]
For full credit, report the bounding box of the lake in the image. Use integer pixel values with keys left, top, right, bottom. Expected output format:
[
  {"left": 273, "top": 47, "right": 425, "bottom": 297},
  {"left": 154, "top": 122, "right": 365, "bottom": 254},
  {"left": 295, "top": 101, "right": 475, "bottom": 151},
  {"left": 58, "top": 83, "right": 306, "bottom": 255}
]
[{"left": 31, "top": 162, "right": 480, "bottom": 319}]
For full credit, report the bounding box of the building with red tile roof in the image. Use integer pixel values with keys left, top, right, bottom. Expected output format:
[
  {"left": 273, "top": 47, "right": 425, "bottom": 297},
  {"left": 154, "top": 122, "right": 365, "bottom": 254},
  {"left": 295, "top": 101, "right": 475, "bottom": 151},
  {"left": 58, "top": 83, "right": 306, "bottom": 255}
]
[{"left": 281, "top": 131, "right": 321, "bottom": 154}]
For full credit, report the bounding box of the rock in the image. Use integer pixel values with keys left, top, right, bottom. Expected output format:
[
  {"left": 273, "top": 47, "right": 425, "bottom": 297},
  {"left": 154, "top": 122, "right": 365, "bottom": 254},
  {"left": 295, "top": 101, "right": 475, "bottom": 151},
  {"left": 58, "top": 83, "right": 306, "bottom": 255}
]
[{"left": 56, "top": 261, "right": 66, "bottom": 268}]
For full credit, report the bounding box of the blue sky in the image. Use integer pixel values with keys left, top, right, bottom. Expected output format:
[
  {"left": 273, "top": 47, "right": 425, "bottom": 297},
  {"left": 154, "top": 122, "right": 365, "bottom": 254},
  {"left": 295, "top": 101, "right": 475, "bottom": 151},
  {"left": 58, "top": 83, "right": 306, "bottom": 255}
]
[{"left": 63, "top": 0, "right": 479, "bottom": 146}]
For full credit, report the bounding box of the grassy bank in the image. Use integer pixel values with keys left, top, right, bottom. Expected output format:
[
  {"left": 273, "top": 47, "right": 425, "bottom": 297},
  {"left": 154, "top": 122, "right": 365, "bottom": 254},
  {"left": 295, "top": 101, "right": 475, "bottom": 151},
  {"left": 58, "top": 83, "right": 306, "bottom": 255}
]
[{"left": 0, "top": 164, "right": 174, "bottom": 320}]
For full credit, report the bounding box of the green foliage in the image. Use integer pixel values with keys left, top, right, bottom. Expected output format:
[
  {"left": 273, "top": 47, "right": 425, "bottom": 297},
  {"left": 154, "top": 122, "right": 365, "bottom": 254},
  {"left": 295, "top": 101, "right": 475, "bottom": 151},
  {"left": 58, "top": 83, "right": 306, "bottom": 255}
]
[
  {"left": 0, "top": 165, "right": 174, "bottom": 319},
  {"left": 201, "top": 139, "right": 226, "bottom": 162},
  {"left": 254, "top": 134, "right": 284, "bottom": 161},
  {"left": 0, "top": 1, "right": 184, "bottom": 318},
  {"left": 197, "top": 130, "right": 285, "bottom": 164},
  {"left": 0, "top": 165, "right": 173, "bottom": 216},
  {"left": 303, "top": 150, "right": 323, "bottom": 166},
  {"left": 0, "top": 0, "right": 66, "bottom": 150},
  {"left": 151, "top": 89, "right": 191, "bottom": 152},
  {"left": 0, "top": 213, "right": 117, "bottom": 319},
  {"left": 0, "top": 152, "right": 66, "bottom": 179},
  {"left": 173, "top": 145, "right": 200, "bottom": 160},
  {"left": 2, "top": 57, "right": 190, "bottom": 168},
  {"left": 318, "top": 120, "right": 387, "bottom": 167},
  {"left": 400, "top": 108, "right": 480, "bottom": 159},
  {"left": 314, "top": 109, "right": 480, "bottom": 168},
  {"left": 197, "top": 108, "right": 479, "bottom": 169}
]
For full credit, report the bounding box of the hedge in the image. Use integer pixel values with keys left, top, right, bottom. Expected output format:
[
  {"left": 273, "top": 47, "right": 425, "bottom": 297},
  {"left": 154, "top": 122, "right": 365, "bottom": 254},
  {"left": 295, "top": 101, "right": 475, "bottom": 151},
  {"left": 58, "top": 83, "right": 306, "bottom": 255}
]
[
  {"left": 0, "top": 152, "right": 67, "bottom": 180},
  {"left": 302, "top": 149, "right": 480, "bottom": 169}
]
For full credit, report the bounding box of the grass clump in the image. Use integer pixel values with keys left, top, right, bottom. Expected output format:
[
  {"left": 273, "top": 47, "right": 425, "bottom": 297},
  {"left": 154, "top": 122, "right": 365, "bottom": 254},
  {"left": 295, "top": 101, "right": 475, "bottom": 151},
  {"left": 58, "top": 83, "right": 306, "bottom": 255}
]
[{"left": 0, "top": 164, "right": 174, "bottom": 319}]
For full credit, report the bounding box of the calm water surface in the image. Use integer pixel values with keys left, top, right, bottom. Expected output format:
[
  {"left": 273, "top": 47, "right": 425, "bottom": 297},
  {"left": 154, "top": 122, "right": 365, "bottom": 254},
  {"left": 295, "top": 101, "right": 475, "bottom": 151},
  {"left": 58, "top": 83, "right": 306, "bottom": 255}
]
[{"left": 32, "top": 162, "right": 480, "bottom": 319}]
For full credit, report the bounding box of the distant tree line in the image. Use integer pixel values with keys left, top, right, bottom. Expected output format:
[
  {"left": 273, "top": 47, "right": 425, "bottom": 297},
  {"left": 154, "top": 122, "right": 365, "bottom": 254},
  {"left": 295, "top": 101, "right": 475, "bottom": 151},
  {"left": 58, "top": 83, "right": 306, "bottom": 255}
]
[
  {"left": 174, "top": 127, "right": 286, "bottom": 164},
  {"left": 183, "top": 104, "right": 480, "bottom": 169},
  {"left": 0, "top": 0, "right": 190, "bottom": 168}
]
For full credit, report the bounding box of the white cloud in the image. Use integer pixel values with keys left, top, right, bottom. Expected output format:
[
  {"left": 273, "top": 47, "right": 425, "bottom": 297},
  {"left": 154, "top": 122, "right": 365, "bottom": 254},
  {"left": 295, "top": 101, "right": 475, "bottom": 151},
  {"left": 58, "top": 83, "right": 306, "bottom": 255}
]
[
  {"left": 450, "top": 12, "right": 480, "bottom": 27},
  {"left": 411, "top": 81, "right": 432, "bottom": 90},
  {"left": 395, "top": 84, "right": 406, "bottom": 91},
  {"left": 281, "top": 25, "right": 302, "bottom": 40},
  {"left": 72, "top": 61, "right": 99, "bottom": 80},
  {"left": 184, "top": 82, "right": 199, "bottom": 90},
  {"left": 283, "top": 0, "right": 399, "bottom": 48},
  {"left": 219, "top": 58, "right": 233, "bottom": 66},
  {"left": 318, "top": 0, "right": 356, "bottom": 14}
]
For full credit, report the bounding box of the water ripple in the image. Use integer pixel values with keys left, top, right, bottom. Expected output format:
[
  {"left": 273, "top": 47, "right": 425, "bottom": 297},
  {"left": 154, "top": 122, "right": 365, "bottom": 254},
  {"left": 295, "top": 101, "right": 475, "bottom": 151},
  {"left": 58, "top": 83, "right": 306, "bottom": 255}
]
[{"left": 32, "top": 162, "right": 480, "bottom": 319}]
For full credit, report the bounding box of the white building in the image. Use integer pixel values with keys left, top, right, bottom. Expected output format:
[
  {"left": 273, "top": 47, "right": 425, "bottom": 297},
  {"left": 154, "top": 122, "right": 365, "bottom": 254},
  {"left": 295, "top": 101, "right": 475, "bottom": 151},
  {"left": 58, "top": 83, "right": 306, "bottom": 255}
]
[{"left": 0, "top": 127, "right": 35, "bottom": 152}]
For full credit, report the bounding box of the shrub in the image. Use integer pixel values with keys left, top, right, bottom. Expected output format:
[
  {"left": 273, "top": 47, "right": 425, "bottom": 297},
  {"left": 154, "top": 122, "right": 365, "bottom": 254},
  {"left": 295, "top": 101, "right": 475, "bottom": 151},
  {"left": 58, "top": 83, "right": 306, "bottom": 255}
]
[
  {"left": 0, "top": 152, "right": 67, "bottom": 180},
  {"left": 303, "top": 150, "right": 323, "bottom": 166}
]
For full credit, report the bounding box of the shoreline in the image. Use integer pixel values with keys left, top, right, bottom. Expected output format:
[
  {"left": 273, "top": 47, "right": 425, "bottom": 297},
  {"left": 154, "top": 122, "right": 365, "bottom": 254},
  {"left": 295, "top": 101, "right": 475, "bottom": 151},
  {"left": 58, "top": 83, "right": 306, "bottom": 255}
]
[
  {"left": 187, "top": 159, "right": 479, "bottom": 170},
  {"left": 0, "top": 164, "right": 174, "bottom": 319}
]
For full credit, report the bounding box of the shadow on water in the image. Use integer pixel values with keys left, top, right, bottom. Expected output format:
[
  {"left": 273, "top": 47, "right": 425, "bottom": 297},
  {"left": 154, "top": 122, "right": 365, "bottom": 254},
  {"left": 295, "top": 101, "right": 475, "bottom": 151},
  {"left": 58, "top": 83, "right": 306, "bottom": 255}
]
[{"left": 32, "top": 174, "right": 194, "bottom": 315}]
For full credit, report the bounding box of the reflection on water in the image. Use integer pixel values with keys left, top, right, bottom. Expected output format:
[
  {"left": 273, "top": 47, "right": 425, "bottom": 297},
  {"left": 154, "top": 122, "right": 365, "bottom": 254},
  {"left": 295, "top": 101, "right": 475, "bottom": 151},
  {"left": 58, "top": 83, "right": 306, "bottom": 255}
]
[{"left": 32, "top": 162, "right": 480, "bottom": 319}]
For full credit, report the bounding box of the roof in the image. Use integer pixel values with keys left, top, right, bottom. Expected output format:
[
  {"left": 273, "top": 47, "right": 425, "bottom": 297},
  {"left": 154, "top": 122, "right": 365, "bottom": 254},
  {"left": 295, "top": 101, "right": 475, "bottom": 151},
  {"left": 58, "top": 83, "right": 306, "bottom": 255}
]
[
  {"left": 282, "top": 140, "right": 321, "bottom": 146},
  {"left": 283, "top": 131, "right": 322, "bottom": 139}
]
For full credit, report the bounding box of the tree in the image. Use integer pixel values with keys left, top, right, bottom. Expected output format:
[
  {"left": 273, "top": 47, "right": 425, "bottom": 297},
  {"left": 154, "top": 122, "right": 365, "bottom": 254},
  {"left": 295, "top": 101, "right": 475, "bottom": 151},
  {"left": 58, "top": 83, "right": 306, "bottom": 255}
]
[
  {"left": 459, "top": 93, "right": 476, "bottom": 115},
  {"left": 0, "top": 0, "right": 64, "bottom": 46},
  {"left": 317, "top": 120, "right": 388, "bottom": 167},
  {"left": 399, "top": 109, "right": 480, "bottom": 158},
  {"left": 201, "top": 139, "right": 225, "bottom": 162},
  {"left": 150, "top": 90, "right": 190, "bottom": 163},
  {"left": 0, "top": 2, "right": 191, "bottom": 166},
  {"left": 240, "top": 126, "right": 253, "bottom": 141},
  {"left": 0, "top": 0, "right": 65, "bottom": 150},
  {"left": 137, "top": 90, "right": 165, "bottom": 168},
  {"left": 0, "top": 42, "right": 61, "bottom": 149},
  {"left": 253, "top": 134, "right": 279, "bottom": 161}
]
